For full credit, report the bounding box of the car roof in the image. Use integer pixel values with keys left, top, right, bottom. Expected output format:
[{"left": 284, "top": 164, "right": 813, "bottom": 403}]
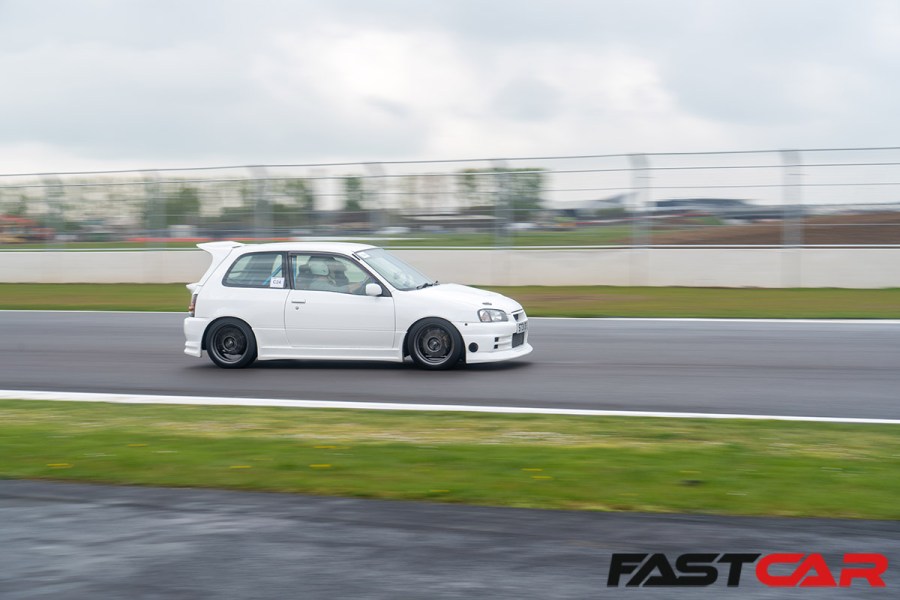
[{"left": 227, "top": 241, "right": 380, "bottom": 256}]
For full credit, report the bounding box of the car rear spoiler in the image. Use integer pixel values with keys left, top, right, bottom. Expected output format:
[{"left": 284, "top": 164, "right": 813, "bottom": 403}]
[{"left": 186, "top": 241, "right": 245, "bottom": 292}]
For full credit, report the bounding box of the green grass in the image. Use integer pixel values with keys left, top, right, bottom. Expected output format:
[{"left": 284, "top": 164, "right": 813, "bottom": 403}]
[
  {"left": 0, "top": 283, "right": 898, "bottom": 318},
  {"left": 0, "top": 283, "right": 190, "bottom": 311},
  {"left": 383, "top": 226, "right": 636, "bottom": 247},
  {"left": 1, "top": 222, "right": 725, "bottom": 249},
  {"left": 0, "top": 227, "right": 635, "bottom": 249},
  {"left": 1, "top": 400, "right": 898, "bottom": 518},
  {"left": 489, "top": 286, "right": 900, "bottom": 319}
]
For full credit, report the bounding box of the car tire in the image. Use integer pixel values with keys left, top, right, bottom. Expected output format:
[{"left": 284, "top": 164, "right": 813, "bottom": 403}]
[
  {"left": 408, "top": 318, "right": 464, "bottom": 370},
  {"left": 206, "top": 318, "right": 257, "bottom": 369}
]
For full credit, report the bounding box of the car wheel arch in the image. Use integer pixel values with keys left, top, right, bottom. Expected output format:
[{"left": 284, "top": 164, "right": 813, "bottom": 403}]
[
  {"left": 201, "top": 316, "right": 254, "bottom": 352},
  {"left": 405, "top": 316, "right": 466, "bottom": 369}
]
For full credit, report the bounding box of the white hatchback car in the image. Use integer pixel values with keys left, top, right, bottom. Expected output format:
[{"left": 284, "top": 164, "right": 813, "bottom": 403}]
[{"left": 183, "top": 242, "right": 532, "bottom": 370}]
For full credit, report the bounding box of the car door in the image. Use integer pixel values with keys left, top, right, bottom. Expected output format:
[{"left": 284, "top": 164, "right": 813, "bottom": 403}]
[
  {"left": 220, "top": 251, "right": 291, "bottom": 349},
  {"left": 284, "top": 253, "right": 395, "bottom": 351}
]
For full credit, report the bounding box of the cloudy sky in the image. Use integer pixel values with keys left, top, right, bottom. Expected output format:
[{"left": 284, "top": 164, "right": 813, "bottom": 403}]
[{"left": 2, "top": 0, "right": 899, "bottom": 173}]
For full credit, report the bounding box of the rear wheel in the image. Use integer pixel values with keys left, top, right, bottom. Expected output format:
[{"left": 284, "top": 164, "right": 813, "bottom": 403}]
[
  {"left": 408, "top": 318, "right": 463, "bottom": 370},
  {"left": 206, "top": 318, "right": 257, "bottom": 368}
]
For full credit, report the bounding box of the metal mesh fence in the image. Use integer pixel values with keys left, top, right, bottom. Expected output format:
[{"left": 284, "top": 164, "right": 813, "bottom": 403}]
[{"left": 1, "top": 147, "right": 899, "bottom": 248}]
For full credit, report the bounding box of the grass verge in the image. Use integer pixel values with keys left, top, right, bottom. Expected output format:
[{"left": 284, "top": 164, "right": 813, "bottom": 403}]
[
  {"left": 489, "top": 286, "right": 900, "bottom": 319},
  {"left": 1, "top": 400, "right": 898, "bottom": 519},
  {"left": 0, "top": 283, "right": 898, "bottom": 318}
]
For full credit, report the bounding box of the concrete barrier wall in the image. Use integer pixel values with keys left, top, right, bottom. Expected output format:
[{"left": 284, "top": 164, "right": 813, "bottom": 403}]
[
  {"left": 0, "top": 251, "right": 212, "bottom": 284},
  {"left": 392, "top": 248, "right": 900, "bottom": 288},
  {"left": 0, "top": 248, "right": 898, "bottom": 288}
]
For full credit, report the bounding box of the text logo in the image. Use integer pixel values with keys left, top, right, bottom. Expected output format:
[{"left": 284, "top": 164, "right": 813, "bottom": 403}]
[{"left": 607, "top": 552, "right": 888, "bottom": 587}]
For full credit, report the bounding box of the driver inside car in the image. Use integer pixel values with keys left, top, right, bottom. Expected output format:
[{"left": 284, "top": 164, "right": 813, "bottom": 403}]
[{"left": 308, "top": 258, "right": 341, "bottom": 292}]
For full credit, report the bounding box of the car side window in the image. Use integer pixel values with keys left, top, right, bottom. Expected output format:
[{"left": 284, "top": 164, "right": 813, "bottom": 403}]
[
  {"left": 291, "top": 254, "right": 373, "bottom": 295},
  {"left": 292, "top": 254, "right": 316, "bottom": 290},
  {"left": 223, "top": 253, "right": 285, "bottom": 288}
]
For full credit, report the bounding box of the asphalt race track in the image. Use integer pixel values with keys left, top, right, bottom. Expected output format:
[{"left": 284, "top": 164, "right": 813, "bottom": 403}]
[
  {"left": 2, "top": 311, "right": 899, "bottom": 598},
  {"left": 0, "top": 311, "right": 898, "bottom": 419}
]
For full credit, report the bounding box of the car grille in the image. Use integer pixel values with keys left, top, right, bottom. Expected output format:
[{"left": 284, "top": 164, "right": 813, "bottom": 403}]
[
  {"left": 512, "top": 332, "right": 525, "bottom": 348},
  {"left": 512, "top": 311, "right": 524, "bottom": 322}
]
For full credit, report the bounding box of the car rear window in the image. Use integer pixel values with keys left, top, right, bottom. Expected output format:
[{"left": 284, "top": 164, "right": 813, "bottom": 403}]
[{"left": 223, "top": 252, "right": 285, "bottom": 288}]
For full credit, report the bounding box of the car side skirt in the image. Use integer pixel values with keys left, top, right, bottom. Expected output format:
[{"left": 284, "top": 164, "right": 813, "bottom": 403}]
[{"left": 256, "top": 347, "right": 403, "bottom": 362}]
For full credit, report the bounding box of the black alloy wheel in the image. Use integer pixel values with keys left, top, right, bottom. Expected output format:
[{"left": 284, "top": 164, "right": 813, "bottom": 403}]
[
  {"left": 409, "top": 318, "right": 464, "bottom": 370},
  {"left": 206, "top": 318, "right": 257, "bottom": 368}
]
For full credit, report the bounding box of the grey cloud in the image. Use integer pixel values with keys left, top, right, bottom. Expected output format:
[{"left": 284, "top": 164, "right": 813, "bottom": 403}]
[
  {"left": 0, "top": 0, "right": 898, "bottom": 169},
  {"left": 491, "top": 78, "right": 561, "bottom": 121},
  {"left": 364, "top": 97, "right": 412, "bottom": 119}
]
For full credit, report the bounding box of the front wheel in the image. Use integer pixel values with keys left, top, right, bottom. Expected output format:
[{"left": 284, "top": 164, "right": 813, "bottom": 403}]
[
  {"left": 206, "top": 318, "right": 257, "bottom": 368},
  {"left": 408, "top": 318, "right": 464, "bottom": 370}
]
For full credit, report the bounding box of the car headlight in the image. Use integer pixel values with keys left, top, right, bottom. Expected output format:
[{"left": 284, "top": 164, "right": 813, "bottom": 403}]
[{"left": 478, "top": 308, "right": 508, "bottom": 322}]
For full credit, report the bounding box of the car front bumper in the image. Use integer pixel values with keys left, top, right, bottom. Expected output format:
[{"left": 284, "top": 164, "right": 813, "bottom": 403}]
[{"left": 456, "top": 316, "right": 532, "bottom": 364}]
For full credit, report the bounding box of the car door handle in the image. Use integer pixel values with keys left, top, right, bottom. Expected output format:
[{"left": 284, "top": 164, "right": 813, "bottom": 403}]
[{"left": 291, "top": 299, "right": 307, "bottom": 304}]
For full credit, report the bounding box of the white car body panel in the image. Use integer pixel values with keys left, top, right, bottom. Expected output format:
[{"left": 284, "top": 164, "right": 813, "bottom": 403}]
[
  {"left": 206, "top": 287, "right": 291, "bottom": 350},
  {"left": 284, "top": 289, "right": 396, "bottom": 351},
  {"left": 184, "top": 242, "right": 532, "bottom": 366}
]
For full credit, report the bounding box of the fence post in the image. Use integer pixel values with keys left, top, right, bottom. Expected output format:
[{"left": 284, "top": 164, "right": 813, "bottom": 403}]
[
  {"left": 41, "top": 176, "right": 65, "bottom": 249},
  {"left": 144, "top": 172, "right": 163, "bottom": 248},
  {"left": 309, "top": 169, "right": 325, "bottom": 236},
  {"left": 363, "top": 162, "right": 385, "bottom": 234},
  {"left": 780, "top": 150, "right": 803, "bottom": 286},
  {"left": 250, "top": 166, "right": 271, "bottom": 240},
  {"left": 628, "top": 154, "right": 651, "bottom": 248},
  {"left": 781, "top": 150, "right": 803, "bottom": 247},
  {"left": 491, "top": 159, "right": 509, "bottom": 248},
  {"left": 627, "top": 154, "right": 652, "bottom": 285}
]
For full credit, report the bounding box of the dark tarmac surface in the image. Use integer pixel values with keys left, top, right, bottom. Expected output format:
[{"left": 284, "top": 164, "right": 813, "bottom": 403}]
[
  {"left": 1, "top": 313, "right": 898, "bottom": 598},
  {"left": 0, "top": 312, "right": 898, "bottom": 419},
  {"left": 1, "top": 481, "right": 897, "bottom": 599}
]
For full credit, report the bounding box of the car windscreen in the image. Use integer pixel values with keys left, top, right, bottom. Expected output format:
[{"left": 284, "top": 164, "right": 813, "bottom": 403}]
[{"left": 354, "top": 248, "right": 434, "bottom": 291}]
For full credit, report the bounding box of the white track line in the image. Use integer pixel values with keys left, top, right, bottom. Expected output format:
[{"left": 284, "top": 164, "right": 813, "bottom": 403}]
[
  {"left": 0, "top": 310, "right": 898, "bottom": 325},
  {"left": 1, "top": 390, "right": 897, "bottom": 425},
  {"left": 535, "top": 317, "right": 900, "bottom": 324}
]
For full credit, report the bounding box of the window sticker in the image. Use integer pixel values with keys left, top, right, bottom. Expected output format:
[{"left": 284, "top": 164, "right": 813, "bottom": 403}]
[
  {"left": 270, "top": 277, "right": 285, "bottom": 288},
  {"left": 357, "top": 251, "right": 370, "bottom": 259}
]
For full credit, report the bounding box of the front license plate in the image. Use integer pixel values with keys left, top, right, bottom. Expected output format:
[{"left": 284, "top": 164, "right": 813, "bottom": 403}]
[{"left": 516, "top": 321, "right": 528, "bottom": 334}]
